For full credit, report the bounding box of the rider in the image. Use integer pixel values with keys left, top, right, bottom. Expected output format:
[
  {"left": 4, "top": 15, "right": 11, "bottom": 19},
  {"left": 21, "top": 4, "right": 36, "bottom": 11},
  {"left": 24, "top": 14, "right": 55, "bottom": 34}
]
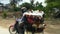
[
  {"left": 21, "top": 7, "right": 27, "bottom": 16},
  {"left": 20, "top": 9, "right": 34, "bottom": 34},
  {"left": 21, "top": 7, "right": 27, "bottom": 13},
  {"left": 38, "top": 9, "right": 45, "bottom": 24},
  {"left": 22, "top": 9, "right": 33, "bottom": 24},
  {"left": 13, "top": 7, "right": 27, "bottom": 34}
]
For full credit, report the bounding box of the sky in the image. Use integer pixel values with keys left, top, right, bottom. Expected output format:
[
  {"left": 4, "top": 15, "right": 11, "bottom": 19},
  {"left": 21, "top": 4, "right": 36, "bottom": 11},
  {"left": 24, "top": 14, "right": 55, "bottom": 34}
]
[{"left": 0, "top": 0, "right": 46, "bottom": 7}]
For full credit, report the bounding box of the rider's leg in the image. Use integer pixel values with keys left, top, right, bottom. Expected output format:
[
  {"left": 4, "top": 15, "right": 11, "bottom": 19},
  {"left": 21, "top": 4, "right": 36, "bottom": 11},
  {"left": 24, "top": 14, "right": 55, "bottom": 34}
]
[
  {"left": 39, "top": 18, "right": 44, "bottom": 24},
  {"left": 14, "top": 21, "right": 20, "bottom": 33}
]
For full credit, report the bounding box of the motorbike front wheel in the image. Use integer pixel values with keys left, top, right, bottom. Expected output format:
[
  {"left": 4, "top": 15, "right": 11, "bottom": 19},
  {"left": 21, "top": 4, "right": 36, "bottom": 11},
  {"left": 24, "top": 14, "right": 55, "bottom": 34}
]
[{"left": 9, "top": 26, "right": 18, "bottom": 34}]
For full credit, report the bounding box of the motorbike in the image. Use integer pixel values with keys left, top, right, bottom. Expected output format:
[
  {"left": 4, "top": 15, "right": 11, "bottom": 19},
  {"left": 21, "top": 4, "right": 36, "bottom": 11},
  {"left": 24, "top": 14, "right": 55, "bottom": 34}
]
[
  {"left": 9, "top": 24, "right": 17, "bottom": 34},
  {"left": 9, "top": 20, "right": 24, "bottom": 34},
  {"left": 23, "top": 15, "right": 46, "bottom": 34},
  {"left": 9, "top": 13, "right": 46, "bottom": 34}
]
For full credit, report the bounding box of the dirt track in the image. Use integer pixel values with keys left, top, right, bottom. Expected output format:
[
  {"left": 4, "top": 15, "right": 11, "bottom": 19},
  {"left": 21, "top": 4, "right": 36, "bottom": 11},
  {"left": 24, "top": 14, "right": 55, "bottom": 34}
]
[
  {"left": 0, "top": 26, "right": 9, "bottom": 34},
  {"left": 0, "top": 25, "right": 60, "bottom": 34},
  {"left": 0, "top": 18, "right": 60, "bottom": 34},
  {"left": 0, "top": 26, "right": 49, "bottom": 34}
]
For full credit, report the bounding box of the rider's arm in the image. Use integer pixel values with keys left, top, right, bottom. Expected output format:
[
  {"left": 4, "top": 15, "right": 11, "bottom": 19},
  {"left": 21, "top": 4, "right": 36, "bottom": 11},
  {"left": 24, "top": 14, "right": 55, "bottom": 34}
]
[
  {"left": 21, "top": 12, "right": 28, "bottom": 22},
  {"left": 41, "top": 11, "right": 45, "bottom": 18}
]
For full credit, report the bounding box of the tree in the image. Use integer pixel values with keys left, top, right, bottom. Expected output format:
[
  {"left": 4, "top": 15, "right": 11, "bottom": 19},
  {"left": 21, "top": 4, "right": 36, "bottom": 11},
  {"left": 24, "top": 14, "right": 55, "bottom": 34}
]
[
  {"left": 20, "top": 2, "right": 34, "bottom": 10},
  {"left": 35, "top": 2, "right": 44, "bottom": 10},
  {"left": 10, "top": 0, "right": 23, "bottom": 11},
  {"left": 45, "top": 0, "right": 60, "bottom": 10},
  {"left": 0, "top": 3, "right": 3, "bottom": 6},
  {"left": 10, "top": 0, "right": 22, "bottom": 5},
  {"left": 45, "top": 0, "right": 60, "bottom": 18},
  {"left": 30, "top": 0, "right": 34, "bottom": 6},
  {"left": 0, "top": 3, "right": 4, "bottom": 12},
  {"left": 35, "top": 1, "right": 39, "bottom": 7}
]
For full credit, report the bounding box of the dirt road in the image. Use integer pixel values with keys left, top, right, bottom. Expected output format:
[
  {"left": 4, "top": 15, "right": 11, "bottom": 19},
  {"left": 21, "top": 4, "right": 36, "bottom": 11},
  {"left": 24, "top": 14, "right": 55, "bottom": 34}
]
[
  {"left": 0, "top": 18, "right": 60, "bottom": 34},
  {"left": 0, "top": 26, "right": 9, "bottom": 34},
  {"left": 0, "top": 26, "right": 49, "bottom": 34}
]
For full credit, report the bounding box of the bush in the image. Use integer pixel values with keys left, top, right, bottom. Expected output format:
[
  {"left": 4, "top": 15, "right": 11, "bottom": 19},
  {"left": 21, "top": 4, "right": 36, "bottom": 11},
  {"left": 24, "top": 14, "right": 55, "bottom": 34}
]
[{"left": 3, "top": 11, "right": 7, "bottom": 18}]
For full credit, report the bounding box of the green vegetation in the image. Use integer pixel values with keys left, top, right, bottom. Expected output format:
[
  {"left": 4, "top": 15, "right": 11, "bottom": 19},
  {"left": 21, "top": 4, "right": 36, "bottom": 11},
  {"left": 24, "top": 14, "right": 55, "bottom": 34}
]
[
  {"left": 45, "top": 0, "right": 60, "bottom": 18},
  {"left": 0, "top": 0, "right": 60, "bottom": 18},
  {"left": 2, "top": 11, "right": 7, "bottom": 18}
]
